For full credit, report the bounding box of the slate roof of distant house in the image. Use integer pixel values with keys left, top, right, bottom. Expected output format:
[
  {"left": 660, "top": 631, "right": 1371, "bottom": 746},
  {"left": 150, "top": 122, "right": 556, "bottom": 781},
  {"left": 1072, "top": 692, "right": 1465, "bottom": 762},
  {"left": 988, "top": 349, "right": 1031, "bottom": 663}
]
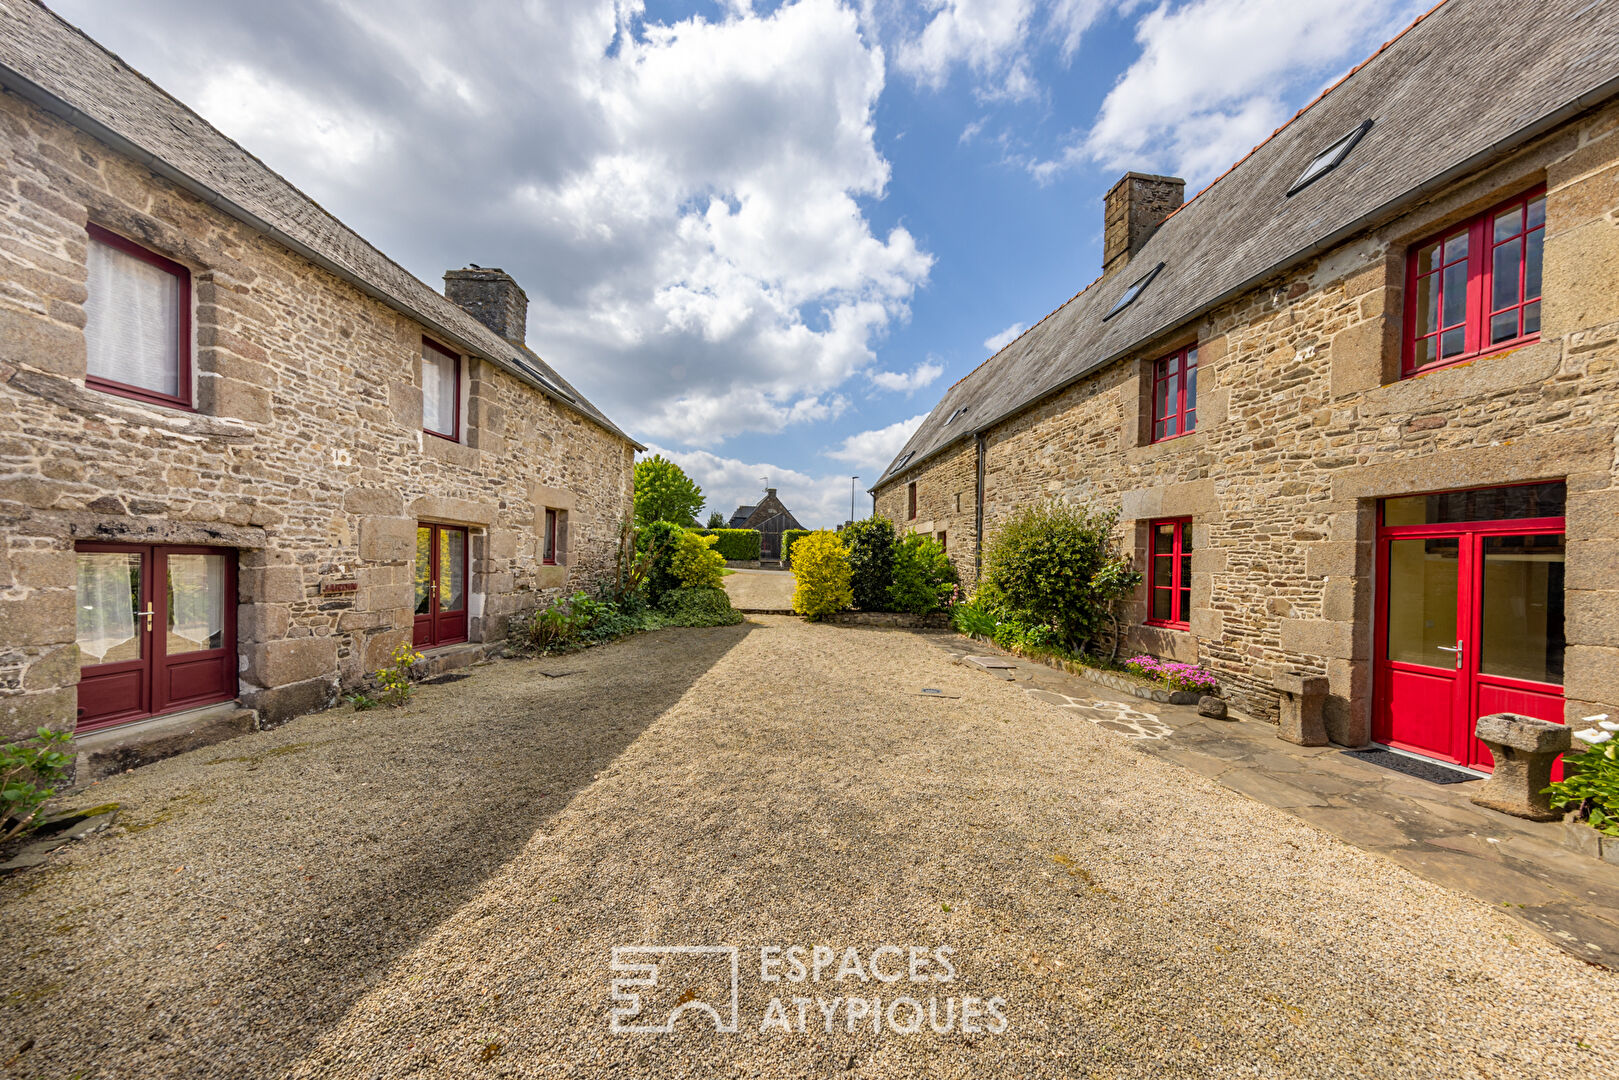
[
  {"left": 875, "top": 0, "right": 1619, "bottom": 487},
  {"left": 728, "top": 506, "right": 757, "bottom": 528},
  {"left": 0, "top": 1, "right": 640, "bottom": 447}
]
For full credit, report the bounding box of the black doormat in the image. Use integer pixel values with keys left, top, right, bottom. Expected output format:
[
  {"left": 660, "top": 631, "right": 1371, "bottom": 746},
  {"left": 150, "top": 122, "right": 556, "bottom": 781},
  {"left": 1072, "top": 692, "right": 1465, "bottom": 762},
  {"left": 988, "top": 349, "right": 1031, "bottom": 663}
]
[{"left": 1342, "top": 748, "right": 1479, "bottom": 785}]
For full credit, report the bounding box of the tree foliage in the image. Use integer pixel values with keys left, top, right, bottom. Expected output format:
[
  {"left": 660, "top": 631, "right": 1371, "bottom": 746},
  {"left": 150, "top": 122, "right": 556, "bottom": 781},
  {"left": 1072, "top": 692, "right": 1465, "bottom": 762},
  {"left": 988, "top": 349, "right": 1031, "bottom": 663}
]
[
  {"left": 841, "top": 516, "right": 896, "bottom": 611},
  {"left": 670, "top": 530, "right": 726, "bottom": 590},
  {"left": 981, "top": 501, "right": 1140, "bottom": 654},
  {"left": 705, "top": 511, "right": 726, "bottom": 529},
  {"left": 636, "top": 519, "right": 685, "bottom": 604},
  {"left": 634, "top": 454, "right": 704, "bottom": 526},
  {"left": 887, "top": 534, "right": 958, "bottom": 614},
  {"left": 790, "top": 530, "right": 853, "bottom": 620}
]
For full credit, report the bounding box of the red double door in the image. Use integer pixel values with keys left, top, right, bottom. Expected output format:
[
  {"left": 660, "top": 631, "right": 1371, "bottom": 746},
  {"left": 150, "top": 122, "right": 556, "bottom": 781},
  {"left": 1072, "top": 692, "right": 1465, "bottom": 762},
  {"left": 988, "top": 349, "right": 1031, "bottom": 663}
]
[
  {"left": 75, "top": 543, "right": 238, "bottom": 732},
  {"left": 413, "top": 523, "right": 468, "bottom": 649},
  {"left": 1373, "top": 487, "right": 1565, "bottom": 772}
]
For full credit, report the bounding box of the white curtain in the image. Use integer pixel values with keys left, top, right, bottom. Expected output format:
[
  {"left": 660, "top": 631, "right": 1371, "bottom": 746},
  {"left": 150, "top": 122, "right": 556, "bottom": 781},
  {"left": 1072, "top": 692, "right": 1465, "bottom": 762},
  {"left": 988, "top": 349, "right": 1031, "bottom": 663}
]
[
  {"left": 85, "top": 237, "right": 180, "bottom": 396},
  {"left": 76, "top": 553, "right": 139, "bottom": 664},
  {"left": 422, "top": 346, "right": 456, "bottom": 435},
  {"left": 168, "top": 554, "right": 226, "bottom": 652}
]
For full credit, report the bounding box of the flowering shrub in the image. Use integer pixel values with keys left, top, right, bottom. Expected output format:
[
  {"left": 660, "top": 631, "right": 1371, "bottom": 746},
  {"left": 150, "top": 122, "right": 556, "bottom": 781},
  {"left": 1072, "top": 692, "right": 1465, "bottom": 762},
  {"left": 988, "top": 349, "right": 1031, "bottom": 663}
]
[
  {"left": 791, "top": 530, "right": 853, "bottom": 620},
  {"left": 1546, "top": 716, "right": 1619, "bottom": 837},
  {"left": 1125, "top": 655, "right": 1218, "bottom": 693}
]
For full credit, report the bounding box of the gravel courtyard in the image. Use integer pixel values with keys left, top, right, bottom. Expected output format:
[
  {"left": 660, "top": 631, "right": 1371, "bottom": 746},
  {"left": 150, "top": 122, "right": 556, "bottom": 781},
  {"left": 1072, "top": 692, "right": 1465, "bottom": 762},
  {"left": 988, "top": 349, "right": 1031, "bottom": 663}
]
[{"left": 3, "top": 616, "right": 1616, "bottom": 1079}]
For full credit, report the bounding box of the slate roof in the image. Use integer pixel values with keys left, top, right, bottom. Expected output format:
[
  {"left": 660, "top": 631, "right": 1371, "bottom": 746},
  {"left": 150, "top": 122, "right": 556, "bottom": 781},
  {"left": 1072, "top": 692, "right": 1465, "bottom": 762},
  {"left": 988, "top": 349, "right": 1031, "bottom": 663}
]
[
  {"left": 0, "top": 1, "right": 640, "bottom": 448},
  {"left": 875, "top": 0, "right": 1619, "bottom": 488},
  {"left": 728, "top": 506, "right": 757, "bottom": 528}
]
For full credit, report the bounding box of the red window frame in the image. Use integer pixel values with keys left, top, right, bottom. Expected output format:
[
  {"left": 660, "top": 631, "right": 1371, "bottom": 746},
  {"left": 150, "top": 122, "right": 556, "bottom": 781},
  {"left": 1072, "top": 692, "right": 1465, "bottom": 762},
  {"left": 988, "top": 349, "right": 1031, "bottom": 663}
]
[
  {"left": 1146, "top": 517, "right": 1193, "bottom": 629},
  {"left": 1402, "top": 185, "right": 1545, "bottom": 377},
  {"left": 84, "top": 224, "right": 193, "bottom": 411},
  {"left": 907, "top": 482, "right": 917, "bottom": 520},
  {"left": 543, "top": 508, "right": 559, "bottom": 565},
  {"left": 422, "top": 337, "right": 461, "bottom": 441},
  {"left": 1150, "top": 346, "right": 1197, "bottom": 442}
]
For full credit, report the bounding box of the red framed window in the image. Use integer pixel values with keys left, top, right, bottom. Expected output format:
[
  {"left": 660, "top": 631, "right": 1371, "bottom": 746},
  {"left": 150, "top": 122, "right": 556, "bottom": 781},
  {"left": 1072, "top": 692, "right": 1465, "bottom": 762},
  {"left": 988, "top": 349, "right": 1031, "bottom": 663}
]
[
  {"left": 543, "top": 508, "right": 559, "bottom": 565},
  {"left": 1150, "top": 346, "right": 1197, "bottom": 442},
  {"left": 907, "top": 482, "right": 917, "bottom": 520},
  {"left": 422, "top": 337, "right": 461, "bottom": 441},
  {"left": 1404, "top": 186, "right": 1545, "bottom": 376},
  {"left": 1147, "top": 518, "right": 1193, "bottom": 628},
  {"left": 83, "top": 224, "right": 192, "bottom": 410}
]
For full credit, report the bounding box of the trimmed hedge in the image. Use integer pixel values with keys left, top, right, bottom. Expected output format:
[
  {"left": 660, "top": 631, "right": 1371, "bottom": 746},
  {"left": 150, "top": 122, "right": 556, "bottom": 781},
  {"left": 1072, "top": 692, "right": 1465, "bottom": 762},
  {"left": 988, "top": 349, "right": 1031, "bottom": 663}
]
[
  {"left": 782, "top": 529, "right": 812, "bottom": 565},
  {"left": 692, "top": 528, "right": 761, "bottom": 561}
]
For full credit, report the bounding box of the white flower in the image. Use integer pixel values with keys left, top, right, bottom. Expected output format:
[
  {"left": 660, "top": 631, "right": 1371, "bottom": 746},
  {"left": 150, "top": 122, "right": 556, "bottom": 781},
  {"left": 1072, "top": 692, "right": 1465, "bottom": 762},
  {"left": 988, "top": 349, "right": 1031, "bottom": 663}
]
[
  {"left": 1599, "top": 720, "right": 1619, "bottom": 733},
  {"left": 1582, "top": 713, "right": 1610, "bottom": 725},
  {"left": 1572, "top": 728, "right": 1613, "bottom": 745}
]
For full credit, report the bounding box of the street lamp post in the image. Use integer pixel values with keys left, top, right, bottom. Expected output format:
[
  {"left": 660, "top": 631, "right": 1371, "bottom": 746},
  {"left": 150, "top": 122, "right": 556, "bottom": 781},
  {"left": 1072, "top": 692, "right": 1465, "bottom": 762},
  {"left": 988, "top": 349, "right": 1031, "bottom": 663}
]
[{"left": 850, "top": 476, "right": 859, "bottom": 525}]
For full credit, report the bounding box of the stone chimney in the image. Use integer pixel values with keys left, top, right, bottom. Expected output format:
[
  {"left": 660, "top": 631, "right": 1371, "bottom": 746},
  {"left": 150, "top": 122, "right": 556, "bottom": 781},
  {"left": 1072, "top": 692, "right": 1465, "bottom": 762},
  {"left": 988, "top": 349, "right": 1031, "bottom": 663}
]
[
  {"left": 1101, "top": 173, "right": 1184, "bottom": 278},
  {"left": 444, "top": 266, "right": 528, "bottom": 344}
]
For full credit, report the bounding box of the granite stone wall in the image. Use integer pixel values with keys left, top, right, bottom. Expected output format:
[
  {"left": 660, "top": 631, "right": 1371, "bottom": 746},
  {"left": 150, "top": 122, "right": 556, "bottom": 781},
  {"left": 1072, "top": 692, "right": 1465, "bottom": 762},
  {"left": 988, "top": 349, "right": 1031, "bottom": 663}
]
[
  {"left": 876, "top": 100, "right": 1619, "bottom": 736},
  {"left": 0, "top": 88, "right": 635, "bottom": 738}
]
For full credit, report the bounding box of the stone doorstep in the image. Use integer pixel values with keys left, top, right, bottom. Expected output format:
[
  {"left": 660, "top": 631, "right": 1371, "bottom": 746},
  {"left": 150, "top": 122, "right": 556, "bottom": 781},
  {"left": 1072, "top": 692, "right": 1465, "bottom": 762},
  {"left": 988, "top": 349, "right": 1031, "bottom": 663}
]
[
  {"left": 72, "top": 702, "right": 259, "bottom": 786},
  {"left": 414, "top": 641, "right": 492, "bottom": 679}
]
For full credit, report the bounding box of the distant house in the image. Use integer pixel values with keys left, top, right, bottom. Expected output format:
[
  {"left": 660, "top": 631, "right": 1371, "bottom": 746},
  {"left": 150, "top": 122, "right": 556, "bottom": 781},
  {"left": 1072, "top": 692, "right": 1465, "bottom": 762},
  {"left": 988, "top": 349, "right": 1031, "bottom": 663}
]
[{"left": 727, "top": 489, "right": 804, "bottom": 561}]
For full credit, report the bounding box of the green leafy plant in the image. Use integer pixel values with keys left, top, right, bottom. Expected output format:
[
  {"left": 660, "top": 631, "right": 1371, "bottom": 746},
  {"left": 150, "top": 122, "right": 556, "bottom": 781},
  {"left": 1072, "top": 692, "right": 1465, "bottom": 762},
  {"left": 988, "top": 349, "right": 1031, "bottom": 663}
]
[
  {"left": 1546, "top": 719, "right": 1619, "bottom": 836},
  {"left": 671, "top": 530, "right": 727, "bottom": 589},
  {"left": 658, "top": 586, "right": 745, "bottom": 627},
  {"left": 951, "top": 595, "right": 998, "bottom": 638},
  {"left": 790, "top": 530, "right": 854, "bottom": 620},
  {"left": 781, "top": 529, "right": 812, "bottom": 567},
  {"left": 887, "top": 534, "right": 958, "bottom": 614},
  {"left": 345, "top": 691, "right": 379, "bottom": 712},
  {"left": 841, "top": 517, "right": 896, "bottom": 611},
  {"left": 706, "top": 511, "right": 726, "bottom": 529},
  {"left": 633, "top": 454, "right": 705, "bottom": 526},
  {"left": 636, "top": 520, "right": 685, "bottom": 605},
  {"left": 2, "top": 727, "right": 74, "bottom": 843},
  {"left": 521, "top": 591, "right": 599, "bottom": 652},
  {"left": 689, "top": 528, "right": 761, "bottom": 562},
  {"left": 375, "top": 643, "right": 423, "bottom": 707},
  {"left": 981, "top": 501, "right": 1141, "bottom": 655}
]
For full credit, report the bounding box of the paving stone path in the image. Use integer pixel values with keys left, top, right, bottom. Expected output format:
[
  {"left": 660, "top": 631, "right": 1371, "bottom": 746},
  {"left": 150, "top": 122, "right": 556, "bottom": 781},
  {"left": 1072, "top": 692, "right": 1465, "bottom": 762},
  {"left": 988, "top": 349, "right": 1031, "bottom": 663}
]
[{"left": 1, "top": 617, "right": 1615, "bottom": 1079}]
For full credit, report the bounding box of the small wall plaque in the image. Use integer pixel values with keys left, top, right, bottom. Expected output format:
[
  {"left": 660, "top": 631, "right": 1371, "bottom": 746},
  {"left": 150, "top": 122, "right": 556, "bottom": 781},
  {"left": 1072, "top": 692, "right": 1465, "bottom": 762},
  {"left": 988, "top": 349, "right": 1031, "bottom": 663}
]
[{"left": 320, "top": 579, "right": 359, "bottom": 596}]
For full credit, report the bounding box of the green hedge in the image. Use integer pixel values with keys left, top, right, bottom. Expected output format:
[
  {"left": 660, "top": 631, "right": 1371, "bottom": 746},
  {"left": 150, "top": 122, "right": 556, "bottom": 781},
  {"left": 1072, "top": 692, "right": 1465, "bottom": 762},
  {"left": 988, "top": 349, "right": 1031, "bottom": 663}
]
[
  {"left": 691, "top": 528, "right": 761, "bottom": 561},
  {"left": 782, "top": 529, "right": 812, "bottom": 566}
]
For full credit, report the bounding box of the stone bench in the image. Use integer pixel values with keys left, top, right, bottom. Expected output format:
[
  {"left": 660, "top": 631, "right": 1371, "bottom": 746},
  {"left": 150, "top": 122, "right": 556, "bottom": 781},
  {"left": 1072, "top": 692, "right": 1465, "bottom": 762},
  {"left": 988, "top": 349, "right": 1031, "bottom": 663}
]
[{"left": 1469, "top": 713, "right": 1572, "bottom": 821}]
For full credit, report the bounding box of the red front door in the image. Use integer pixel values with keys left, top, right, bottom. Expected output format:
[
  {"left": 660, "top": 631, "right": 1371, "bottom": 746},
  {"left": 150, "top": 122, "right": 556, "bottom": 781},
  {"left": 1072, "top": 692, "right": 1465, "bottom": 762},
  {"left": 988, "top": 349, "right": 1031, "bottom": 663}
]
[
  {"left": 75, "top": 543, "right": 238, "bottom": 732},
  {"left": 413, "top": 524, "right": 468, "bottom": 648},
  {"left": 1374, "top": 484, "right": 1565, "bottom": 772}
]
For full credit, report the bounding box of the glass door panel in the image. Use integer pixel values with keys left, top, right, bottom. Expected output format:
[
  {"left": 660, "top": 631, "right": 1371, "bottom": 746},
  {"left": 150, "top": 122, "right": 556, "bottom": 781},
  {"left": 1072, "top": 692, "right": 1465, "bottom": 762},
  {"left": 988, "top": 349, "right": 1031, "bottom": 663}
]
[
  {"left": 1479, "top": 534, "right": 1565, "bottom": 685},
  {"left": 165, "top": 553, "right": 228, "bottom": 655},
  {"left": 77, "top": 551, "right": 143, "bottom": 666},
  {"left": 1385, "top": 537, "right": 1460, "bottom": 666}
]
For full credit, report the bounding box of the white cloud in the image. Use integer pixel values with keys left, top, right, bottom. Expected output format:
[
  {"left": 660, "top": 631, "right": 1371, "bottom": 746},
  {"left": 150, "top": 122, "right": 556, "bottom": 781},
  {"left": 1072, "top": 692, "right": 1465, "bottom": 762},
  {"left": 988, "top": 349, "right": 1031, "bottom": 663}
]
[
  {"left": 824, "top": 412, "right": 928, "bottom": 473},
  {"left": 58, "top": 0, "right": 933, "bottom": 448},
  {"left": 647, "top": 444, "right": 865, "bottom": 529},
  {"left": 868, "top": 360, "right": 944, "bottom": 393},
  {"left": 1033, "top": 0, "right": 1421, "bottom": 186},
  {"left": 983, "top": 321, "right": 1026, "bottom": 352},
  {"left": 893, "top": 0, "right": 1106, "bottom": 101}
]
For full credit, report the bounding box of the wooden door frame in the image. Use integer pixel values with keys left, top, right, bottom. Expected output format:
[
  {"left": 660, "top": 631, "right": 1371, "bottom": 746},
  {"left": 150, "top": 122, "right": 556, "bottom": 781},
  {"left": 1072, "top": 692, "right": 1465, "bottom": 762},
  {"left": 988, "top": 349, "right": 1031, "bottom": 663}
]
[
  {"left": 74, "top": 541, "right": 238, "bottom": 732},
  {"left": 413, "top": 523, "right": 469, "bottom": 649},
  {"left": 1373, "top": 511, "right": 1565, "bottom": 770}
]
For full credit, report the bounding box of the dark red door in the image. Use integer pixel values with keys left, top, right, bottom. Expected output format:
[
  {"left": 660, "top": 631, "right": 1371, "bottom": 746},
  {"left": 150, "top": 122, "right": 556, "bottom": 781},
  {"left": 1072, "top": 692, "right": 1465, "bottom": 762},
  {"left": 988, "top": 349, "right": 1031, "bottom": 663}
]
[
  {"left": 76, "top": 543, "right": 237, "bottom": 732},
  {"left": 1374, "top": 483, "right": 1565, "bottom": 772},
  {"left": 413, "top": 524, "right": 468, "bottom": 648}
]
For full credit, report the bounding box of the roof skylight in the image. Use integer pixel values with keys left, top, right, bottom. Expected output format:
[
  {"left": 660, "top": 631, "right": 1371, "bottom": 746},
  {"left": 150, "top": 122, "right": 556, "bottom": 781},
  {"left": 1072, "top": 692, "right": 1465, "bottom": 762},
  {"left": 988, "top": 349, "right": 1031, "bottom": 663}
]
[
  {"left": 1102, "top": 262, "right": 1164, "bottom": 321},
  {"left": 888, "top": 451, "right": 914, "bottom": 475},
  {"left": 945, "top": 405, "right": 968, "bottom": 425},
  {"left": 1287, "top": 119, "right": 1373, "bottom": 197}
]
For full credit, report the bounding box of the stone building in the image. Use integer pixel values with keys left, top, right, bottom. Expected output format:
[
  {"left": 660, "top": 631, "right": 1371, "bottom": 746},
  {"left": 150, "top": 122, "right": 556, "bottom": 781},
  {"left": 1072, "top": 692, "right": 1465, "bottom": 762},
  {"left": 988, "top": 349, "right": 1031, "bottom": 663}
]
[
  {"left": 0, "top": 6, "right": 640, "bottom": 772},
  {"left": 874, "top": 0, "right": 1619, "bottom": 771},
  {"left": 727, "top": 488, "right": 805, "bottom": 561}
]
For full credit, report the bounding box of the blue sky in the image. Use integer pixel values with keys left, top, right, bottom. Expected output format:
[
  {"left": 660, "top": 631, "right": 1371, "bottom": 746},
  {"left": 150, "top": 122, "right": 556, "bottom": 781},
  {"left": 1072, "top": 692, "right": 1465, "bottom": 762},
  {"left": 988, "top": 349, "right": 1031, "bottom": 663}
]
[{"left": 54, "top": 0, "right": 1426, "bottom": 525}]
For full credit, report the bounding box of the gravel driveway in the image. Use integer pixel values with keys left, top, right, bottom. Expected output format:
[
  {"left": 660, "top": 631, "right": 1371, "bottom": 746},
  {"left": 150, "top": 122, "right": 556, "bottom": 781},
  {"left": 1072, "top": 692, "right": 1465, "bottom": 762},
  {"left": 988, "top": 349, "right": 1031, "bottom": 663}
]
[
  {"left": 722, "top": 567, "right": 796, "bottom": 610},
  {"left": 3, "top": 616, "right": 1616, "bottom": 1079}
]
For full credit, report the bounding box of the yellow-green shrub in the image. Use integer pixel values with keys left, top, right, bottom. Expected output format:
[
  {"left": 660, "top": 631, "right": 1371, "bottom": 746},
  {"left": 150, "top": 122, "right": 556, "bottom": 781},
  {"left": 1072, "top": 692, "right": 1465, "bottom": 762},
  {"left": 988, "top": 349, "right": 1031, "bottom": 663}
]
[
  {"left": 790, "top": 530, "right": 853, "bottom": 619},
  {"left": 671, "top": 529, "right": 726, "bottom": 589}
]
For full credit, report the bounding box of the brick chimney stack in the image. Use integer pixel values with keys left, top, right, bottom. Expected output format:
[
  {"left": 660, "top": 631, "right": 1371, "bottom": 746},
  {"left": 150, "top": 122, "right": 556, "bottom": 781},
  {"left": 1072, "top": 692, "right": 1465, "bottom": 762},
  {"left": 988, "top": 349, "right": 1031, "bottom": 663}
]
[
  {"left": 444, "top": 266, "right": 528, "bottom": 345},
  {"left": 1101, "top": 173, "right": 1184, "bottom": 278}
]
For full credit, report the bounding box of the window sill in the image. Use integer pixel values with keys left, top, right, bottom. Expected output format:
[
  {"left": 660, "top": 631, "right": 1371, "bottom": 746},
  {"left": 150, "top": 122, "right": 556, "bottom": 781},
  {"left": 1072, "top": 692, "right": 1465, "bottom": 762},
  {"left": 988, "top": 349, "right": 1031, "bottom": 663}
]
[
  {"left": 423, "top": 428, "right": 461, "bottom": 443},
  {"left": 1144, "top": 619, "right": 1191, "bottom": 631},
  {"left": 1148, "top": 429, "right": 1197, "bottom": 446},
  {"left": 1400, "top": 335, "right": 1540, "bottom": 381},
  {"left": 87, "top": 376, "right": 194, "bottom": 413}
]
